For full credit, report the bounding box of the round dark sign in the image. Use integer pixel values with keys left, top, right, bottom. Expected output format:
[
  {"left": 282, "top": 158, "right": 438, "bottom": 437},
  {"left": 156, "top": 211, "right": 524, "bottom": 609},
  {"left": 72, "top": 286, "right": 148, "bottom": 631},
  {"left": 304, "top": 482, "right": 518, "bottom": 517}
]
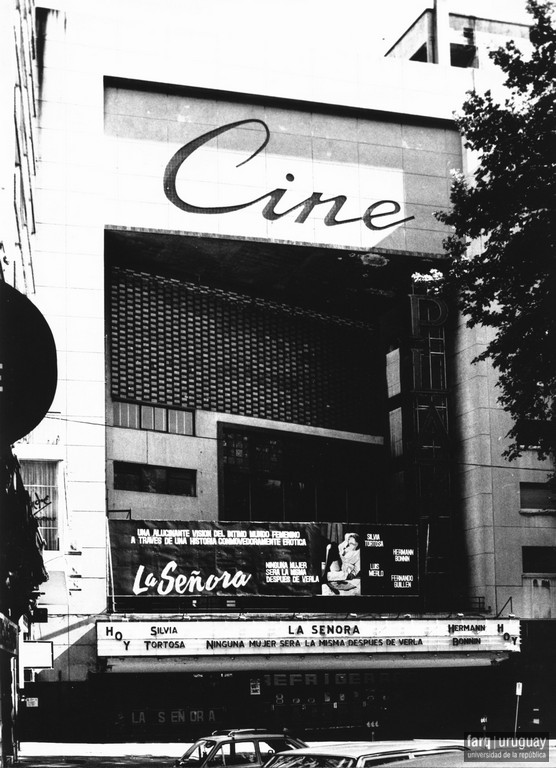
[{"left": 0, "top": 281, "right": 57, "bottom": 448}]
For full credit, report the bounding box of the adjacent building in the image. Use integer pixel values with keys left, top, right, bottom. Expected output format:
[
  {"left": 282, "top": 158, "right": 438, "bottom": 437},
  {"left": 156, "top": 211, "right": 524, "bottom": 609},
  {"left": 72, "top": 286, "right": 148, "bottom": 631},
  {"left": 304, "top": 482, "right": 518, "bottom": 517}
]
[
  {"left": 1, "top": 1, "right": 51, "bottom": 764},
  {"left": 9, "top": 0, "right": 555, "bottom": 743}
]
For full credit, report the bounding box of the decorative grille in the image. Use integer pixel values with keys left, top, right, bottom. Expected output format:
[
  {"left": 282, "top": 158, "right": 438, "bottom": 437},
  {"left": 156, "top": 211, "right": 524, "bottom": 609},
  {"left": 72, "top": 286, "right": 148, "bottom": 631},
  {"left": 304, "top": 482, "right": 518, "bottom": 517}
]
[{"left": 108, "top": 266, "right": 376, "bottom": 432}]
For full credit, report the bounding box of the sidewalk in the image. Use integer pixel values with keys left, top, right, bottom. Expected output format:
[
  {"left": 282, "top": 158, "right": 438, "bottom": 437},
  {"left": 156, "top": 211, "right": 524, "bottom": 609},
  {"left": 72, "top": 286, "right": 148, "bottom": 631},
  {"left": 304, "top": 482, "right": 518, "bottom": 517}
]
[
  {"left": 18, "top": 743, "right": 187, "bottom": 758},
  {"left": 16, "top": 740, "right": 358, "bottom": 759},
  {"left": 19, "top": 739, "right": 556, "bottom": 758}
]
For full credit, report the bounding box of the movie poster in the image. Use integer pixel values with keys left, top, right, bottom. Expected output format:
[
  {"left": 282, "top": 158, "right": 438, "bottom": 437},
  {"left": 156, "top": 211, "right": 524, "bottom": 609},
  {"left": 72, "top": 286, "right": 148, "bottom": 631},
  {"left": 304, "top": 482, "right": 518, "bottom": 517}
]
[{"left": 108, "top": 520, "right": 418, "bottom": 609}]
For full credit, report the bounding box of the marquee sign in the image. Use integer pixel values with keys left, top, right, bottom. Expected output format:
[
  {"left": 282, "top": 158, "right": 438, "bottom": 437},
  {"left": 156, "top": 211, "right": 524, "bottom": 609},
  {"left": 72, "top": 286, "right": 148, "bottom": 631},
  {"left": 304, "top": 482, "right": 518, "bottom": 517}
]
[
  {"left": 96, "top": 618, "right": 521, "bottom": 658},
  {"left": 108, "top": 520, "right": 419, "bottom": 610}
]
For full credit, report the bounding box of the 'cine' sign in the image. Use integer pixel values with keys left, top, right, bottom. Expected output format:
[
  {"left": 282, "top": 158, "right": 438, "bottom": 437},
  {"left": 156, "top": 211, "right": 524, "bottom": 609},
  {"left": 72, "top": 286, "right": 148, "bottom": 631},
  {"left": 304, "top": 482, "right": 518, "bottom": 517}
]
[{"left": 162, "top": 118, "right": 412, "bottom": 247}]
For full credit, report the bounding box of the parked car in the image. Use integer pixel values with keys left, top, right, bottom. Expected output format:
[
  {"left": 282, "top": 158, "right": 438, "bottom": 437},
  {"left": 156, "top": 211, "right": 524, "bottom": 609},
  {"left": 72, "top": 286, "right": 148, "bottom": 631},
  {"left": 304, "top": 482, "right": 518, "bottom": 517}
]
[
  {"left": 369, "top": 742, "right": 556, "bottom": 768},
  {"left": 174, "top": 729, "right": 307, "bottom": 768},
  {"left": 263, "top": 740, "right": 464, "bottom": 768}
]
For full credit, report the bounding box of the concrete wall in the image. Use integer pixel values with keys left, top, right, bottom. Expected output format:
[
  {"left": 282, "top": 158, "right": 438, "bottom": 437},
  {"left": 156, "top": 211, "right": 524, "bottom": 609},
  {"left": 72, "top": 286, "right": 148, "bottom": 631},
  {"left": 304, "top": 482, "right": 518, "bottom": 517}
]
[{"left": 451, "top": 313, "right": 555, "bottom": 617}]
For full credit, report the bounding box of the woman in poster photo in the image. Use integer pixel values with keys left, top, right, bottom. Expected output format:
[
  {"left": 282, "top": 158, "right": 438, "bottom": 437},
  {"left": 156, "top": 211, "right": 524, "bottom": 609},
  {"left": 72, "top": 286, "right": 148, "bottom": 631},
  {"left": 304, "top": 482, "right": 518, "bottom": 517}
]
[{"left": 321, "top": 531, "right": 361, "bottom": 595}]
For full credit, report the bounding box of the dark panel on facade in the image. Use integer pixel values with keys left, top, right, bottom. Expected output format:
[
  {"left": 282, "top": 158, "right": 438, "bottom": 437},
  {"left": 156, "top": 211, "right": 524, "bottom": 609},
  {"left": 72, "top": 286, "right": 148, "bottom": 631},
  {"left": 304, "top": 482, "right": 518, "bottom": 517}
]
[
  {"left": 523, "top": 547, "right": 556, "bottom": 573},
  {"left": 220, "top": 424, "right": 381, "bottom": 523}
]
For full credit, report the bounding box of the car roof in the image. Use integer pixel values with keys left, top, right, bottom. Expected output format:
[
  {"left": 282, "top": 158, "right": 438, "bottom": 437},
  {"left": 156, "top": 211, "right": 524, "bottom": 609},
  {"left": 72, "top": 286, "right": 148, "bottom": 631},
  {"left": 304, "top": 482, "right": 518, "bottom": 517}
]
[
  {"left": 375, "top": 752, "right": 549, "bottom": 768},
  {"left": 272, "top": 740, "right": 462, "bottom": 758},
  {"left": 203, "top": 730, "right": 304, "bottom": 743}
]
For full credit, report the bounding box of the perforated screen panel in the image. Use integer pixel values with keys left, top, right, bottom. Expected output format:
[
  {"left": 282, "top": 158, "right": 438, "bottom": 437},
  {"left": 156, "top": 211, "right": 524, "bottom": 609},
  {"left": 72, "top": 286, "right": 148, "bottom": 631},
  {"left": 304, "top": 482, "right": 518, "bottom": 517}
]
[{"left": 108, "top": 266, "right": 377, "bottom": 432}]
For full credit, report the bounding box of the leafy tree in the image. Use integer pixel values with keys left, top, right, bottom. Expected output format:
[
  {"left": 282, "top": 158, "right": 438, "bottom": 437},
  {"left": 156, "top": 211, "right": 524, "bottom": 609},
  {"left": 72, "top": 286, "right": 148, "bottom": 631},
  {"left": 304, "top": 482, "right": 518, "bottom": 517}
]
[{"left": 435, "top": 0, "right": 556, "bottom": 462}]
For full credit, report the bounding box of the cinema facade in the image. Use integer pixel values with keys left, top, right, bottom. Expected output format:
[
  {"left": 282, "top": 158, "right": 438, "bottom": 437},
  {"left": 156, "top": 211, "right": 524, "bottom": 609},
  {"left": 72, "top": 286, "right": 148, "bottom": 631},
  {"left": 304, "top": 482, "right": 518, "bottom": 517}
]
[{"left": 14, "top": 1, "right": 555, "bottom": 743}]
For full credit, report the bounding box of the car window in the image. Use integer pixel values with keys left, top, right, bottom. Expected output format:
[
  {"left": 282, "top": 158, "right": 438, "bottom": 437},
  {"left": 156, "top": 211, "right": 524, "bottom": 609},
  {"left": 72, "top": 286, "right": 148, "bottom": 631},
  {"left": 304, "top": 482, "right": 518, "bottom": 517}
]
[
  {"left": 258, "top": 739, "right": 299, "bottom": 762},
  {"left": 227, "top": 741, "right": 257, "bottom": 766},
  {"left": 265, "top": 755, "right": 356, "bottom": 768},
  {"left": 206, "top": 744, "right": 232, "bottom": 767},
  {"left": 180, "top": 740, "right": 218, "bottom": 766}
]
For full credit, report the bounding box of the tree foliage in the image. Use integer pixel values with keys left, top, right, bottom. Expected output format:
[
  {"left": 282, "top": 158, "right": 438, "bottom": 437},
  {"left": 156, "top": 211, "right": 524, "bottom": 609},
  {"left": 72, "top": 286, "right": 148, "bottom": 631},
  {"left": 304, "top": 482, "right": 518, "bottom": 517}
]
[{"left": 436, "top": 0, "right": 556, "bottom": 461}]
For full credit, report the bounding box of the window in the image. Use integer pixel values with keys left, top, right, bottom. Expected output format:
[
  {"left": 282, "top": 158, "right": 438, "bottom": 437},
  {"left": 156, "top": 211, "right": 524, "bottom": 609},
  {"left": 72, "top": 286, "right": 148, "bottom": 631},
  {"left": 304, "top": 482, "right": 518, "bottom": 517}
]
[
  {"left": 386, "top": 348, "right": 401, "bottom": 398},
  {"left": 450, "top": 42, "right": 477, "bottom": 68},
  {"left": 388, "top": 408, "right": 403, "bottom": 458},
  {"left": 258, "top": 739, "right": 300, "bottom": 761},
  {"left": 410, "top": 43, "right": 428, "bottom": 62},
  {"left": 220, "top": 425, "right": 379, "bottom": 523},
  {"left": 420, "top": 327, "right": 446, "bottom": 390},
  {"left": 523, "top": 547, "right": 556, "bottom": 573},
  {"left": 181, "top": 740, "right": 217, "bottom": 766},
  {"left": 266, "top": 757, "right": 355, "bottom": 768},
  {"left": 515, "top": 419, "right": 552, "bottom": 452},
  {"left": 114, "top": 462, "right": 196, "bottom": 496},
  {"left": 415, "top": 395, "right": 449, "bottom": 460},
  {"left": 19, "top": 460, "right": 59, "bottom": 550},
  {"left": 113, "top": 399, "right": 194, "bottom": 435},
  {"left": 523, "top": 576, "right": 556, "bottom": 619},
  {"left": 208, "top": 742, "right": 257, "bottom": 767},
  {"left": 520, "top": 483, "right": 556, "bottom": 512}
]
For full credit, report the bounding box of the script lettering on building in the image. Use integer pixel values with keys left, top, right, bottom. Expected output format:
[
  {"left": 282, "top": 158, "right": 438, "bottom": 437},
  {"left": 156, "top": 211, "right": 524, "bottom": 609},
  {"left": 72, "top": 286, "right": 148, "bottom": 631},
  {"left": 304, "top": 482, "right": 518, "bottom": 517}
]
[
  {"left": 163, "top": 119, "right": 414, "bottom": 232},
  {"left": 132, "top": 561, "right": 252, "bottom": 596}
]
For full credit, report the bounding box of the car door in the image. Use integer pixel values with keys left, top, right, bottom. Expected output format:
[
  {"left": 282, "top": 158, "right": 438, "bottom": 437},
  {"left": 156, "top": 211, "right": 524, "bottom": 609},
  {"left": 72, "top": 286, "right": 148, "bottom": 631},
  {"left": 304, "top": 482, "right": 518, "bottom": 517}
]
[
  {"left": 229, "top": 740, "right": 258, "bottom": 768},
  {"left": 206, "top": 741, "right": 258, "bottom": 768}
]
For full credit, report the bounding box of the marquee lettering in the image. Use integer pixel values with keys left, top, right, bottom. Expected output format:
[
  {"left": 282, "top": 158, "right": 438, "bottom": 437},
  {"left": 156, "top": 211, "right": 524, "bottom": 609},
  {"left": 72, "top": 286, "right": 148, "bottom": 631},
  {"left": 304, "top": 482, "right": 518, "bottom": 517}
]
[{"left": 163, "top": 119, "right": 414, "bottom": 231}]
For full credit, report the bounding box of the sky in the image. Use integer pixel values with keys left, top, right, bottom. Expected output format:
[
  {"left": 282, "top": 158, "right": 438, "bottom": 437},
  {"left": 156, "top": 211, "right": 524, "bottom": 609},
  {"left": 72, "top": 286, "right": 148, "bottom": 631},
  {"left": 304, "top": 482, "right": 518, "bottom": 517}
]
[{"left": 69, "top": 0, "right": 534, "bottom": 66}]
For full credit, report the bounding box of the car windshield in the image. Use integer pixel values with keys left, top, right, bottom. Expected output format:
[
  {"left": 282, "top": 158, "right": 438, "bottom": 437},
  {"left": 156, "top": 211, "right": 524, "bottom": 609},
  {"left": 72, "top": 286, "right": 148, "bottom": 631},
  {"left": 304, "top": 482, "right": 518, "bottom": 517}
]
[
  {"left": 181, "top": 740, "right": 218, "bottom": 765},
  {"left": 265, "top": 755, "right": 356, "bottom": 768}
]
